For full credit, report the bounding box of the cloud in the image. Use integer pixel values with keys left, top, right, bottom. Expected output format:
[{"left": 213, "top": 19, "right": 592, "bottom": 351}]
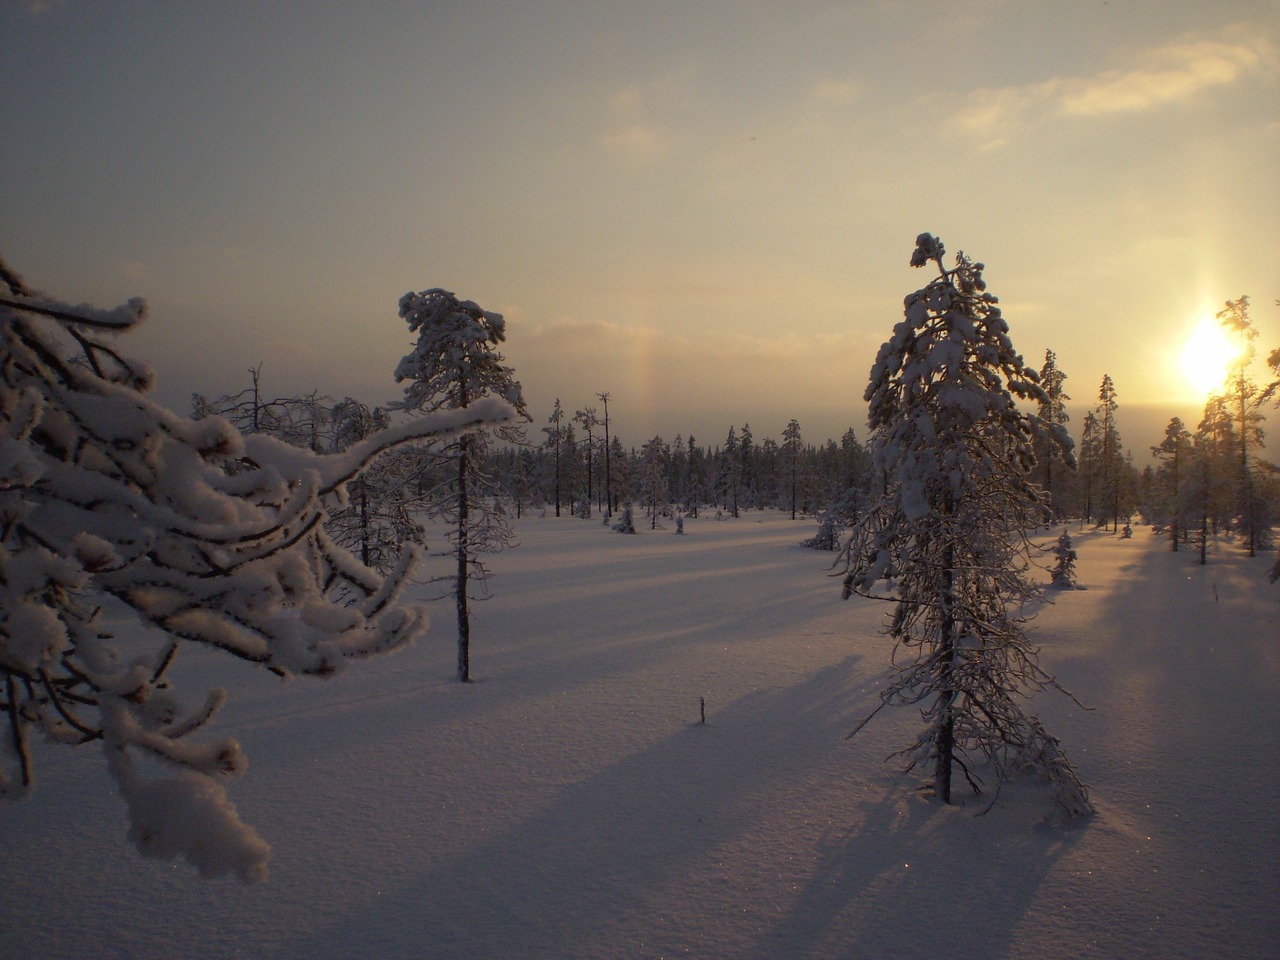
[
  {"left": 598, "top": 88, "right": 674, "bottom": 163},
  {"left": 949, "top": 31, "right": 1277, "bottom": 138},
  {"left": 1060, "top": 37, "right": 1275, "bottom": 115}
]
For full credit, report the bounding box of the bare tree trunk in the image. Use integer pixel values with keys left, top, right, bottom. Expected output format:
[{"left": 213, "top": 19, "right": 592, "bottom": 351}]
[
  {"left": 456, "top": 433, "right": 470, "bottom": 682},
  {"left": 1239, "top": 372, "right": 1255, "bottom": 557},
  {"left": 359, "top": 481, "right": 370, "bottom": 567},
  {"left": 935, "top": 542, "right": 956, "bottom": 804},
  {"left": 1200, "top": 456, "right": 1209, "bottom": 566}
]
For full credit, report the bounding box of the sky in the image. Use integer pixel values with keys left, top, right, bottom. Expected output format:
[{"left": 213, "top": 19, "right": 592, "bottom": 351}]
[{"left": 2, "top": 0, "right": 1277, "bottom": 452}]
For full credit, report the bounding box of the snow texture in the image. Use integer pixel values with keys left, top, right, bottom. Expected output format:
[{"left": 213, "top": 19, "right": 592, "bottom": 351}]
[{"left": 1, "top": 516, "right": 1276, "bottom": 959}]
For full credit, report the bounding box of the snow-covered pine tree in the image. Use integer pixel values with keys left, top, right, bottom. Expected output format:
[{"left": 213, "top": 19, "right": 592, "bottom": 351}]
[
  {"left": 1191, "top": 395, "right": 1240, "bottom": 564},
  {"left": 801, "top": 510, "right": 841, "bottom": 551},
  {"left": 639, "top": 435, "right": 669, "bottom": 529},
  {"left": 684, "top": 436, "right": 706, "bottom": 518},
  {"left": 1216, "top": 295, "right": 1270, "bottom": 558},
  {"left": 1049, "top": 528, "right": 1079, "bottom": 589},
  {"left": 393, "top": 288, "right": 529, "bottom": 682},
  {"left": 1034, "top": 349, "right": 1072, "bottom": 522},
  {"left": 0, "top": 262, "right": 513, "bottom": 881},
  {"left": 782, "top": 418, "right": 803, "bottom": 520},
  {"left": 596, "top": 392, "right": 614, "bottom": 516},
  {"left": 839, "top": 233, "right": 1091, "bottom": 817},
  {"left": 1151, "top": 417, "right": 1193, "bottom": 552},
  {"left": 1094, "top": 375, "right": 1128, "bottom": 532},
  {"left": 574, "top": 406, "right": 599, "bottom": 516},
  {"left": 613, "top": 501, "right": 637, "bottom": 534},
  {"left": 1076, "top": 410, "right": 1100, "bottom": 526},
  {"left": 719, "top": 426, "right": 740, "bottom": 518},
  {"left": 542, "top": 399, "right": 567, "bottom": 518}
]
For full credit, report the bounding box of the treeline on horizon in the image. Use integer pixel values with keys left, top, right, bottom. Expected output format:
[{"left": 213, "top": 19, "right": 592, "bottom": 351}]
[{"left": 193, "top": 332, "right": 1280, "bottom": 564}]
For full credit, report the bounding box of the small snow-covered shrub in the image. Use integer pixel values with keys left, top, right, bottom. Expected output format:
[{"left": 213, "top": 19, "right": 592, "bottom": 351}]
[
  {"left": 801, "top": 512, "right": 841, "bottom": 551},
  {"left": 613, "top": 502, "right": 637, "bottom": 534},
  {"left": 1050, "top": 528, "right": 1078, "bottom": 589}
]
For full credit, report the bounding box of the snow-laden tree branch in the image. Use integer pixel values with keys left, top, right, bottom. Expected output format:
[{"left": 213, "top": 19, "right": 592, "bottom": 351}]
[{"left": 0, "top": 261, "right": 514, "bottom": 882}]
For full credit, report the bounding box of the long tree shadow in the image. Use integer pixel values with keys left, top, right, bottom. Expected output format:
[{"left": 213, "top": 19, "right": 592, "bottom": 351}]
[
  {"left": 270, "top": 654, "right": 871, "bottom": 960},
  {"left": 751, "top": 783, "right": 1085, "bottom": 960},
  {"left": 1030, "top": 530, "right": 1280, "bottom": 959},
  {"left": 203, "top": 543, "right": 854, "bottom": 765}
]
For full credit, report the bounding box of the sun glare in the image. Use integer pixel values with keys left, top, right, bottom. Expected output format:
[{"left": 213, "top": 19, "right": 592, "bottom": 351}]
[{"left": 1178, "top": 318, "right": 1238, "bottom": 399}]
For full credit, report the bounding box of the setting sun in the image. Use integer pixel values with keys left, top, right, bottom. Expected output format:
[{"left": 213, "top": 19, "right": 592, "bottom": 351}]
[{"left": 1178, "top": 318, "right": 1239, "bottom": 399}]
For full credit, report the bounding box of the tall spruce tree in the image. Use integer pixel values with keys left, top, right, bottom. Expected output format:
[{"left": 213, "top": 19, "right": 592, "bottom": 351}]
[{"left": 840, "top": 233, "right": 1090, "bottom": 816}]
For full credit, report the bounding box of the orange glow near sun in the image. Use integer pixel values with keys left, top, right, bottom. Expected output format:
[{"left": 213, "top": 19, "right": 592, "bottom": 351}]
[{"left": 1178, "top": 318, "right": 1239, "bottom": 399}]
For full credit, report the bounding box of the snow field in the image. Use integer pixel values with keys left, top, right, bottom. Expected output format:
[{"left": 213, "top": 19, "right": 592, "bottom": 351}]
[{"left": 1, "top": 514, "right": 1276, "bottom": 959}]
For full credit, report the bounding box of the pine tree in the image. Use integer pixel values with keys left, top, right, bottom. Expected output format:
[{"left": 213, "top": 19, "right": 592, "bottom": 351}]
[
  {"left": 596, "top": 392, "right": 614, "bottom": 516},
  {"left": 719, "top": 426, "right": 740, "bottom": 517},
  {"left": 684, "top": 436, "right": 706, "bottom": 518},
  {"left": 1151, "top": 417, "right": 1192, "bottom": 552},
  {"left": 543, "top": 399, "right": 567, "bottom": 518},
  {"left": 612, "top": 501, "right": 637, "bottom": 534},
  {"left": 393, "top": 288, "right": 529, "bottom": 682},
  {"left": 1095, "top": 374, "right": 1125, "bottom": 531},
  {"left": 840, "top": 233, "right": 1090, "bottom": 816},
  {"left": 639, "top": 435, "right": 670, "bottom": 528},
  {"left": 1216, "top": 296, "right": 1268, "bottom": 557},
  {"left": 782, "top": 418, "right": 804, "bottom": 520},
  {"left": 1077, "top": 411, "right": 1100, "bottom": 526},
  {"left": 573, "top": 406, "right": 599, "bottom": 516},
  {"left": 1049, "top": 528, "right": 1079, "bottom": 589},
  {"left": 738, "top": 423, "right": 755, "bottom": 509},
  {"left": 1035, "top": 349, "right": 1072, "bottom": 521},
  {"left": 1193, "top": 395, "right": 1239, "bottom": 560}
]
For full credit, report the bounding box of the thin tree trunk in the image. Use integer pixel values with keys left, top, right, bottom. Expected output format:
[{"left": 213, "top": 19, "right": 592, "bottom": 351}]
[
  {"left": 1239, "top": 372, "right": 1254, "bottom": 557},
  {"left": 1200, "top": 456, "right": 1209, "bottom": 566},
  {"left": 935, "top": 542, "right": 956, "bottom": 804},
  {"left": 553, "top": 438, "right": 561, "bottom": 518},
  {"left": 456, "top": 433, "right": 470, "bottom": 682},
  {"left": 359, "top": 482, "right": 370, "bottom": 567}
]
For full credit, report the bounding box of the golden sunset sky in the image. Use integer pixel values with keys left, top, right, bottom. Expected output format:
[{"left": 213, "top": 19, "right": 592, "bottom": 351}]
[{"left": 3, "top": 0, "right": 1276, "bottom": 450}]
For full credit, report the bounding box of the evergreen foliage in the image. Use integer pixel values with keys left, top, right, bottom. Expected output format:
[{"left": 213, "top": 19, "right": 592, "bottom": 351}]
[
  {"left": 839, "top": 233, "right": 1091, "bottom": 816},
  {"left": 1049, "top": 528, "right": 1079, "bottom": 589}
]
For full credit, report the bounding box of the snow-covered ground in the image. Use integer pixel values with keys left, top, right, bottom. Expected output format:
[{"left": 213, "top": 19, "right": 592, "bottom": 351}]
[{"left": 3, "top": 514, "right": 1277, "bottom": 960}]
